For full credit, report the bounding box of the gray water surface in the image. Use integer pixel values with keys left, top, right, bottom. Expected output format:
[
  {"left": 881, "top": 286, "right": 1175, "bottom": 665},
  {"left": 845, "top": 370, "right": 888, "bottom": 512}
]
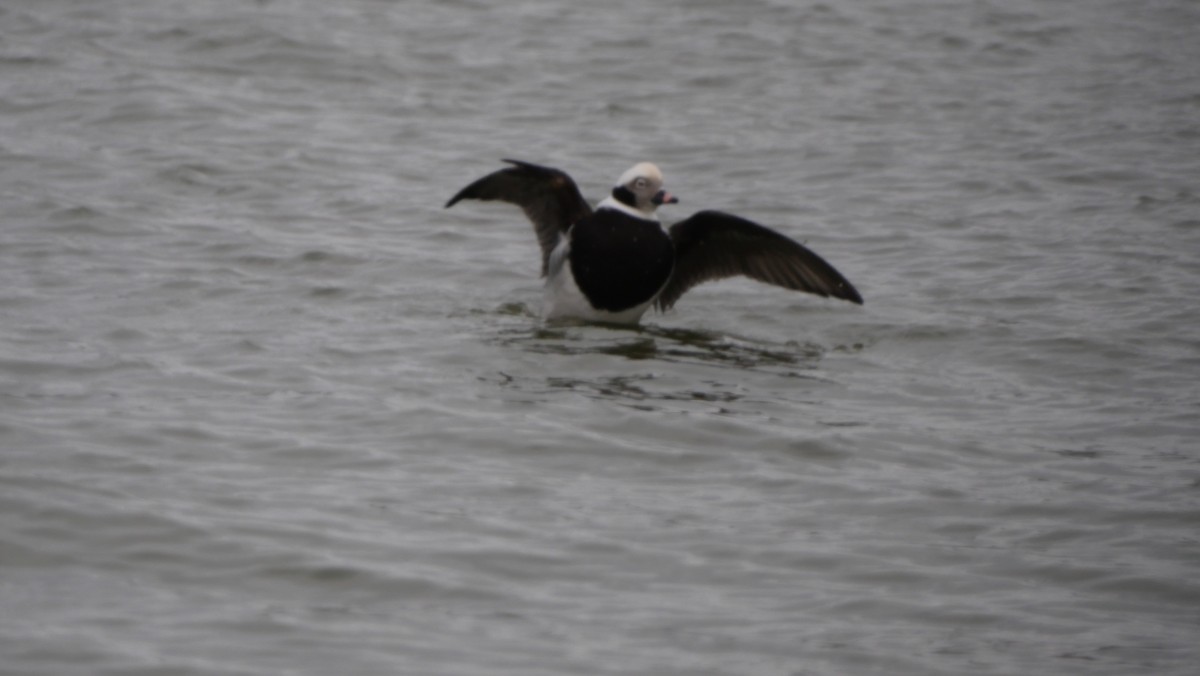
[{"left": 2, "top": 0, "right": 1199, "bottom": 674}]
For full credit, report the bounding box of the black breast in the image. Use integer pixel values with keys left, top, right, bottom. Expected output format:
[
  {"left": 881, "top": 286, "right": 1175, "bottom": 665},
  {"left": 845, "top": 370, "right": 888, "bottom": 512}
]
[{"left": 568, "top": 210, "right": 675, "bottom": 312}]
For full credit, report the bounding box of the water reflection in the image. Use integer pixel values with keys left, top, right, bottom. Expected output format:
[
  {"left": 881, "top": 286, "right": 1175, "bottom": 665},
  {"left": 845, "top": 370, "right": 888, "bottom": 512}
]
[
  {"left": 484, "top": 315, "right": 831, "bottom": 410},
  {"left": 544, "top": 373, "right": 743, "bottom": 410},
  {"left": 498, "top": 321, "right": 824, "bottom": 370}
]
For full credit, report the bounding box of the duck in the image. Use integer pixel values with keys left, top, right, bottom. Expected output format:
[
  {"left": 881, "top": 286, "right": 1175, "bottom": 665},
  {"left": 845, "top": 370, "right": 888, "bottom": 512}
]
[{"left": 445, "top": 159, "right": 862, "bottom": 324}]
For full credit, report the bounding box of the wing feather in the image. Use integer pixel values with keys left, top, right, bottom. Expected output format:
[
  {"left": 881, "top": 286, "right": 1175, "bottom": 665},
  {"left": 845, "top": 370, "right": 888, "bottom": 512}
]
[
  {"left": 445, "top": 160, "right": 592, "bottom": 275},
  {"left": 656, "top": 210, "right": 863, "bottom": 311}
]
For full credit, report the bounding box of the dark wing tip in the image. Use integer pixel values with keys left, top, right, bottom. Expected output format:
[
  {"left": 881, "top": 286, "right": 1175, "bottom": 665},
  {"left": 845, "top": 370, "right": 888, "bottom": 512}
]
[
  {"left": 444, "top": 184, "right": 479, "bottom": 208},
  {"left": 797, "top": 255, "right": 864, "bottom": 306},
  {"left": 817, "top": 257, "right": 863, "bottom": 305},
  {"left": 446, "top": 159, "right": 551, "bottom": 208}
]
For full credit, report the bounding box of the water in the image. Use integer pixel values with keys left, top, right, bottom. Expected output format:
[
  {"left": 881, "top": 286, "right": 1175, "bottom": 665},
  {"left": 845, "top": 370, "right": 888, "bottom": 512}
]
[{"left": 2, "top": 0, "right": 1198, "bottom": 674}]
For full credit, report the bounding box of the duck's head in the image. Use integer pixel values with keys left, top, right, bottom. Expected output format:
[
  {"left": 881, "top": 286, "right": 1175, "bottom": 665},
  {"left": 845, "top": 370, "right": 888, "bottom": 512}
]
[{"left": 610, "top": 162, "right": 678, "bottom": 217}]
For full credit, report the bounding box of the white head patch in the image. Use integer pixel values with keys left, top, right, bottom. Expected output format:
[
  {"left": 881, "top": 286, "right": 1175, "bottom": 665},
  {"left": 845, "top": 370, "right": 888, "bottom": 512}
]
[{"left": 616, "top": 162, "right": 664, "bottom": 188}]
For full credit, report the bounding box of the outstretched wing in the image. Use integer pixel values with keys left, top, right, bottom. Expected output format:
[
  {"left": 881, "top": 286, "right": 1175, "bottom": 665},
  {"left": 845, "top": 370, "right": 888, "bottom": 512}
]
[
  {"left": 445, "top": 159, "right": 593, "bottom": 276},
  {"left": 656, "top": 210, "right": 863, "bottom": 311}
]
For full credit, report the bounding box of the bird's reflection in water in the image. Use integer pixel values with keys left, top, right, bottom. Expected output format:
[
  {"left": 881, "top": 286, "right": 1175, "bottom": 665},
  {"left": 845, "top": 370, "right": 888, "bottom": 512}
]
[{"left": 487, "top": 316, "right": 830, "bottom": 410}]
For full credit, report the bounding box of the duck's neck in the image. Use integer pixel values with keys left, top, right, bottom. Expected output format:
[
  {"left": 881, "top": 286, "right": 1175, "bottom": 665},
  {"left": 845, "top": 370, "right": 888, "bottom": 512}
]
[{"left": 597, "top": 194, "right": 658, "bottom": 221}]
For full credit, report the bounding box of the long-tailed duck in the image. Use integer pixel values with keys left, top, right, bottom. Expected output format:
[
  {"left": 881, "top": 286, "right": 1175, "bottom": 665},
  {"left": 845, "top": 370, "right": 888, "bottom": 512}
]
[{"left": 445, "top": 159, "right": 862, "bottom": 323}]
